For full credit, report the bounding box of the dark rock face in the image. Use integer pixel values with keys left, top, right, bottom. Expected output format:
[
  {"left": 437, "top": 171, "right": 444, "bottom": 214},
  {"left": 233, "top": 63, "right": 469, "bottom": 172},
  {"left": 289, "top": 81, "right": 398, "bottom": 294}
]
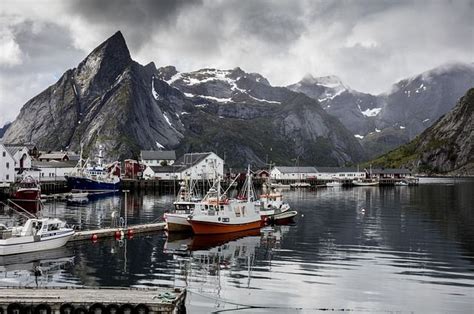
[
  {"left": 414, "top": 88, "right": 474, "bottom": 173},
  {"left": 159, "top": 67, "right": 366, "bottom": 166},
  {"left": 0, "top": 122, "right": 11, "bottom": 139},
  {"left": 371, "top": 88, "right": 474, "bottom": 174},
  {"left": 3, "top": 31, "right": 185, "bottom": 159},
  {"left": 288, "top": 63, "right": 474, "bottom": 158},
  {"left": 3, "top": 32, "right": 365, "bottom": 167}
]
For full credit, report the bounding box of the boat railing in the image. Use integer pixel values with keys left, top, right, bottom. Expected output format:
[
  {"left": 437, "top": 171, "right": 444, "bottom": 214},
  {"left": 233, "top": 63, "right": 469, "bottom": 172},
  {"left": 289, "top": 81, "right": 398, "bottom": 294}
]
[{"left": 0, "top": 229, "right": 13, "bottom": 240}]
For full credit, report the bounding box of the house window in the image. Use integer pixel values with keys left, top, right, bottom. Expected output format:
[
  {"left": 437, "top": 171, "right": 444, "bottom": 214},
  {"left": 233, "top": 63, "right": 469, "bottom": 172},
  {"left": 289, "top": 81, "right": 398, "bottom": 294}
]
[
  {"left": 6, "top": 175, "right": 9, "bottom": 180},
  {"left": 2, "top": 152, "right": 5, "bottom": 157},
  {"left": 6, "top": 162, "right": 9, "bottom": 169}
]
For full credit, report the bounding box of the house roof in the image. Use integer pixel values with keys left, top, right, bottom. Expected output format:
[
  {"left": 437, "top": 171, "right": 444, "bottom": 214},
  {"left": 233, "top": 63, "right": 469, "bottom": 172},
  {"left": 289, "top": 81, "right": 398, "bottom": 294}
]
[
  {"left": 174, "top": 152, "right": 213, "bottom": 167},
  {"left": 39, "top": 153, "right": 68, "bottom": 160},
  {"left": 274, "top": 166, "right": 318, "bottom": 173},
  {"left": 141, "top": 150, "right": 176, "bottom": 160},
  {"left": 4, "top": 145, "right": 26, "bottom": 157},
  {"left": 4, "top": 142, "right": 36, "bottom": 149}
]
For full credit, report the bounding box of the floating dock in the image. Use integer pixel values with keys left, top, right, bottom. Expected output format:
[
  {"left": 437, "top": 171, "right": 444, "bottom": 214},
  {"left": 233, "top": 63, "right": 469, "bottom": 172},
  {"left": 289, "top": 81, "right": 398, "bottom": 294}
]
[
  {"left": 0, "top": 287, "right": 186, "bottom": 314},
  {"left": 71, "top": 222, "right": 166, "bottom": 241}
]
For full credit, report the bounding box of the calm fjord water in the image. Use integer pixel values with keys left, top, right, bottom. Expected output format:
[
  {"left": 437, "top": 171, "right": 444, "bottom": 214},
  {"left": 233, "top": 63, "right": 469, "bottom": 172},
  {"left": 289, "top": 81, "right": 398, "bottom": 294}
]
[{"left": 1, "top": 178, "right": 473, "bottom": 313}]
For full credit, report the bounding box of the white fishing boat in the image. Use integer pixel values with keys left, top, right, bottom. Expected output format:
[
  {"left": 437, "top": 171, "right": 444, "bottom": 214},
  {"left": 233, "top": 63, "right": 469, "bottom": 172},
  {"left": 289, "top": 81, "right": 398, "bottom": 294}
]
[
  {"left": 394, "top": 180, "right": 409, "bottom": 186},
  {"left": 0, "top": 218, "right": 74, "bottom": 256},
  {"left": 290, "top": 182, "right": 311, "bottom": 188},
  {"left": 326, "top": 180, "right": 343, "bottom": 187},
  {"left": 353, "top": 165, "right": 379, "bottom": 186},
  {"left": 257, "top": 192, "right": 291, "bottom": 220},
  {"left": 352, "top": 178, "right": 379, "bottom": 186},
  {"left": 271, "top": 210, "right": 298, "bottom": 224},
  {"left": 164, "top": 179, "right": 206, "bottom": 232},
  {"left": 187, "top": 166, "right": 262, "bottom": 235}
]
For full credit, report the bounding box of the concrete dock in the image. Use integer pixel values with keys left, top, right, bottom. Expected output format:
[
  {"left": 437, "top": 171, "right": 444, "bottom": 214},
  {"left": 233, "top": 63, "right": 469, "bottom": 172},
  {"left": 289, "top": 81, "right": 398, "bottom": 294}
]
[
  {"left": 71, "top": 222, "right": 166, "bottom": 241},
  {"left": 0, "top": 286, "right": 186, "bottom": 313}
]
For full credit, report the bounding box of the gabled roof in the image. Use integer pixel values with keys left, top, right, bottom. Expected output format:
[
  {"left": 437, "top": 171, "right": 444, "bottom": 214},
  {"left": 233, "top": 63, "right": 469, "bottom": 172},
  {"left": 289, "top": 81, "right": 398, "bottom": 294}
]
[
  {"left": 39, "top": 153, "right": 68, "bottom": 160},
  {"left": 4, "top": 142, "right": 37, "bottom": 150},
  {"left": 4, "top": 145, "right": 26, "bottom": 157},
  {"left": 274, "top": 166, "right": 318, "bottom": 173},
  {"left": 174, "top": 152, "right": 212, "bottom": 167},
  {"left": 141, "top": 150, "right": 176, "bottom": 160}
]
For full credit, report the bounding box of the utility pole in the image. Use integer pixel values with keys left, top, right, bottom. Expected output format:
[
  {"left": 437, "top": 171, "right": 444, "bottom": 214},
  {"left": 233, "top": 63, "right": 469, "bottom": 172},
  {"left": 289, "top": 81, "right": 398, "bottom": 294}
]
[{"left": 123, "top": 189, "right": 130, "bottom": 229}]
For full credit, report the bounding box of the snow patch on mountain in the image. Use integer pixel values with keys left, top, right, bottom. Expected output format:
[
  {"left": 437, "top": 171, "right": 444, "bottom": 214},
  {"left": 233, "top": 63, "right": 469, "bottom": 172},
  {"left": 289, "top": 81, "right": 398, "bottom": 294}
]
[
  {"left": 360, "top": 107, "right": 382, "bottom": 117},
  {"left": 151, "top": 77, "right": 160, "bottom": 100}
]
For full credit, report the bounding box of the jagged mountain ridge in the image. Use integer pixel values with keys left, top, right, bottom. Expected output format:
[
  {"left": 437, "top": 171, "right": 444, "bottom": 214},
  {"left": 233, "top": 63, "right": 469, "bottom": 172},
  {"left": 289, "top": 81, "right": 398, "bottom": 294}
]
[
  {"left": 288, "top": 63, "right": 474, "bottom": 158},
  {"left": 3, "top": 31, "right": 186, "bottom": 159},
  {"left": 3, "top": 31, "right": 365, "bottom": 167},
  {"left": 158, "top": 66, "right": 366, "bottom": 166},
  {"left": 370, "top": 88, "right": 473, "bottom": 174}
]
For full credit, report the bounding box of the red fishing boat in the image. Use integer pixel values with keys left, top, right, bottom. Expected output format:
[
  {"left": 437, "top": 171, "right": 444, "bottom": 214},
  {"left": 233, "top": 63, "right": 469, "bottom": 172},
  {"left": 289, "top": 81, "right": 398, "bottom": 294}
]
[{"left": 10, "top": 176, "right": 41, "bottom": 212}]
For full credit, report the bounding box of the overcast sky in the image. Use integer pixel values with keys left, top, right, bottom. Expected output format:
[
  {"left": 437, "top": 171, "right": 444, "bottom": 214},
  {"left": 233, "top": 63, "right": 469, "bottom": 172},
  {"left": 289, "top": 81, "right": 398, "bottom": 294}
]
[{"left": 1, "top": 0, "right": 473, "bottom": 126}]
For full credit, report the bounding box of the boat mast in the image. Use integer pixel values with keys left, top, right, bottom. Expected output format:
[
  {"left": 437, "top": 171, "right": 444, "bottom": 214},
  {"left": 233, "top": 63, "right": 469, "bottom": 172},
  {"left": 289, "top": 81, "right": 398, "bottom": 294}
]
[{"left": 247, "top": 165, "right": 251, "bottom": 203}]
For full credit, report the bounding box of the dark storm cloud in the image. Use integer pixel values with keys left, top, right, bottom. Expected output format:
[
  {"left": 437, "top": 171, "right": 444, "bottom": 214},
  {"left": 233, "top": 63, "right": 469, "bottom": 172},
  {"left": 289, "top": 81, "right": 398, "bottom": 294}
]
[
  {"left": 1, "top": 0, "right": 473, "bottom": 126},
  {"left": 66, "top": 0, "right": 203, "bottom": 49}
]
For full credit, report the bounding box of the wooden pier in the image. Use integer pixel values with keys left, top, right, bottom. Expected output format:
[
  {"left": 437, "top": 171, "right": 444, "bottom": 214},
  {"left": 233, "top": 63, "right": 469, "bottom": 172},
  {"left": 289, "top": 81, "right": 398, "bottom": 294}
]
[
  {"left": 0, "top": 286, "right": 186, "bottom": 313},
  {"left": 71, "top": 222, "right": 166, "bottom": 242}
]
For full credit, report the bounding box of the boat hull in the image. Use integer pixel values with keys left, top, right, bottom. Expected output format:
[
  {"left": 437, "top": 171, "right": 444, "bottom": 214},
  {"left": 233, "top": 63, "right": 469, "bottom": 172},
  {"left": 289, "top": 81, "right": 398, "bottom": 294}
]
[
  {"left": 352, "top": 182, "right": 379, "bottom": 186},
  {"left": 272, "top": 210, "right": 298, "bottom": 225},
  {"left": 66, "top": 176, "right": 121, "bottom": 191},
  {"left": 189, "top": 219, "right": 262, "bottom": 235},
  {"left": 164, "top": 213, "right": 193, "bottom": 232},
  {"left": 13, "top": 189, "right": 40, "bottom": 200},
  {"left": 0, "top": 231, "right": 74, "bottom": 256}
]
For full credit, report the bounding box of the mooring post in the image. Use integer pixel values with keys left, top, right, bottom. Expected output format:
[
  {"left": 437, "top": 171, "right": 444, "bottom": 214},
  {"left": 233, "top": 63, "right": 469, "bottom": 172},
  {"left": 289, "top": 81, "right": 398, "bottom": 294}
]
[{"left": 123, "top": 189, "right": 130, "bottom": 229}]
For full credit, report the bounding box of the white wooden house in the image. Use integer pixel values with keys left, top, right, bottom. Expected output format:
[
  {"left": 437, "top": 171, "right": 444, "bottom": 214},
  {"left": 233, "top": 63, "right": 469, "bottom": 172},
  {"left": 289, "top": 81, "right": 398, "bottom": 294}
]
[
  {"left": 315, "top": 167, "right": 366, "bottom": 180},
  {"left": 143, "top": 152, "right": 224, "bottom": 181},
  {"left": 0, "top": 143, "right": 16, "bottom": 184},
  {"left": 270, "top": 167, "right": 318, "bottom": 181},
  {"left": 23, "top": 161, "right": 77, "bottom": 182}
]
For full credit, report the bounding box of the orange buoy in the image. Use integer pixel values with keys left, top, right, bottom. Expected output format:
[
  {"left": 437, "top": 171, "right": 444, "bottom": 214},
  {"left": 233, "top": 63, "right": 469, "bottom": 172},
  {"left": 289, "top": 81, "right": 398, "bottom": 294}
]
[
  {"left": 91, "top": 234, "right": 98, "bottom": 242},
  {"left": 114, "top": 230, "right": 122, "bottom": 239}
]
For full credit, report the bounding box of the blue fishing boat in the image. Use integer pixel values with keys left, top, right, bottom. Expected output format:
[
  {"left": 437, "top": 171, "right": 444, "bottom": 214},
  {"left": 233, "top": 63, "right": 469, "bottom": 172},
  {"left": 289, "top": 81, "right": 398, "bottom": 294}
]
[{"left": 65, "top": 145, "right": 121, "bottom": 192}]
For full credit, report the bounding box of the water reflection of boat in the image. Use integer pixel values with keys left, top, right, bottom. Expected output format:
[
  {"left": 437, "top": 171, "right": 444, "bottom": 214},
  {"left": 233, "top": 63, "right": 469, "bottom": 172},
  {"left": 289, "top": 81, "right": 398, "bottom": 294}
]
[
  {"left": 0, "top": 245, "right": 73, "bottom": 271},
  {"left": 0, "top": 246, "right": 74, "bottom": 287},
  {"left": 164, "top": 229, "right": 261, "bottom": 254}
]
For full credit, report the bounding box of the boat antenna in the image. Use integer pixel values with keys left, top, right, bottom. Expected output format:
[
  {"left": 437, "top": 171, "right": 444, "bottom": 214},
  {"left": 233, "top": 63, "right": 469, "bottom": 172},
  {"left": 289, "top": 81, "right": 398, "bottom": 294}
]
[{"left": 247, "top": 165, "right": 251, "bottom": 203}]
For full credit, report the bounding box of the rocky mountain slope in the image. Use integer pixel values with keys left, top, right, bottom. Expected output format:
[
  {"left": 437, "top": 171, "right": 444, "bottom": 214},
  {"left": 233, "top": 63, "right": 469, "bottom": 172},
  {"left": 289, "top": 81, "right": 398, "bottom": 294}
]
[
  {"left": 288, "top": 63, "right": 474, "bottom": 158},
  {"left": 370, "top": 88, "right": 473, "bottom": 174},
  {"left": 3, "top": 31, "right": 365, "bottom": 167},
  {"left": 0, "top": 122, "right": 11, "bottom": 139}
]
